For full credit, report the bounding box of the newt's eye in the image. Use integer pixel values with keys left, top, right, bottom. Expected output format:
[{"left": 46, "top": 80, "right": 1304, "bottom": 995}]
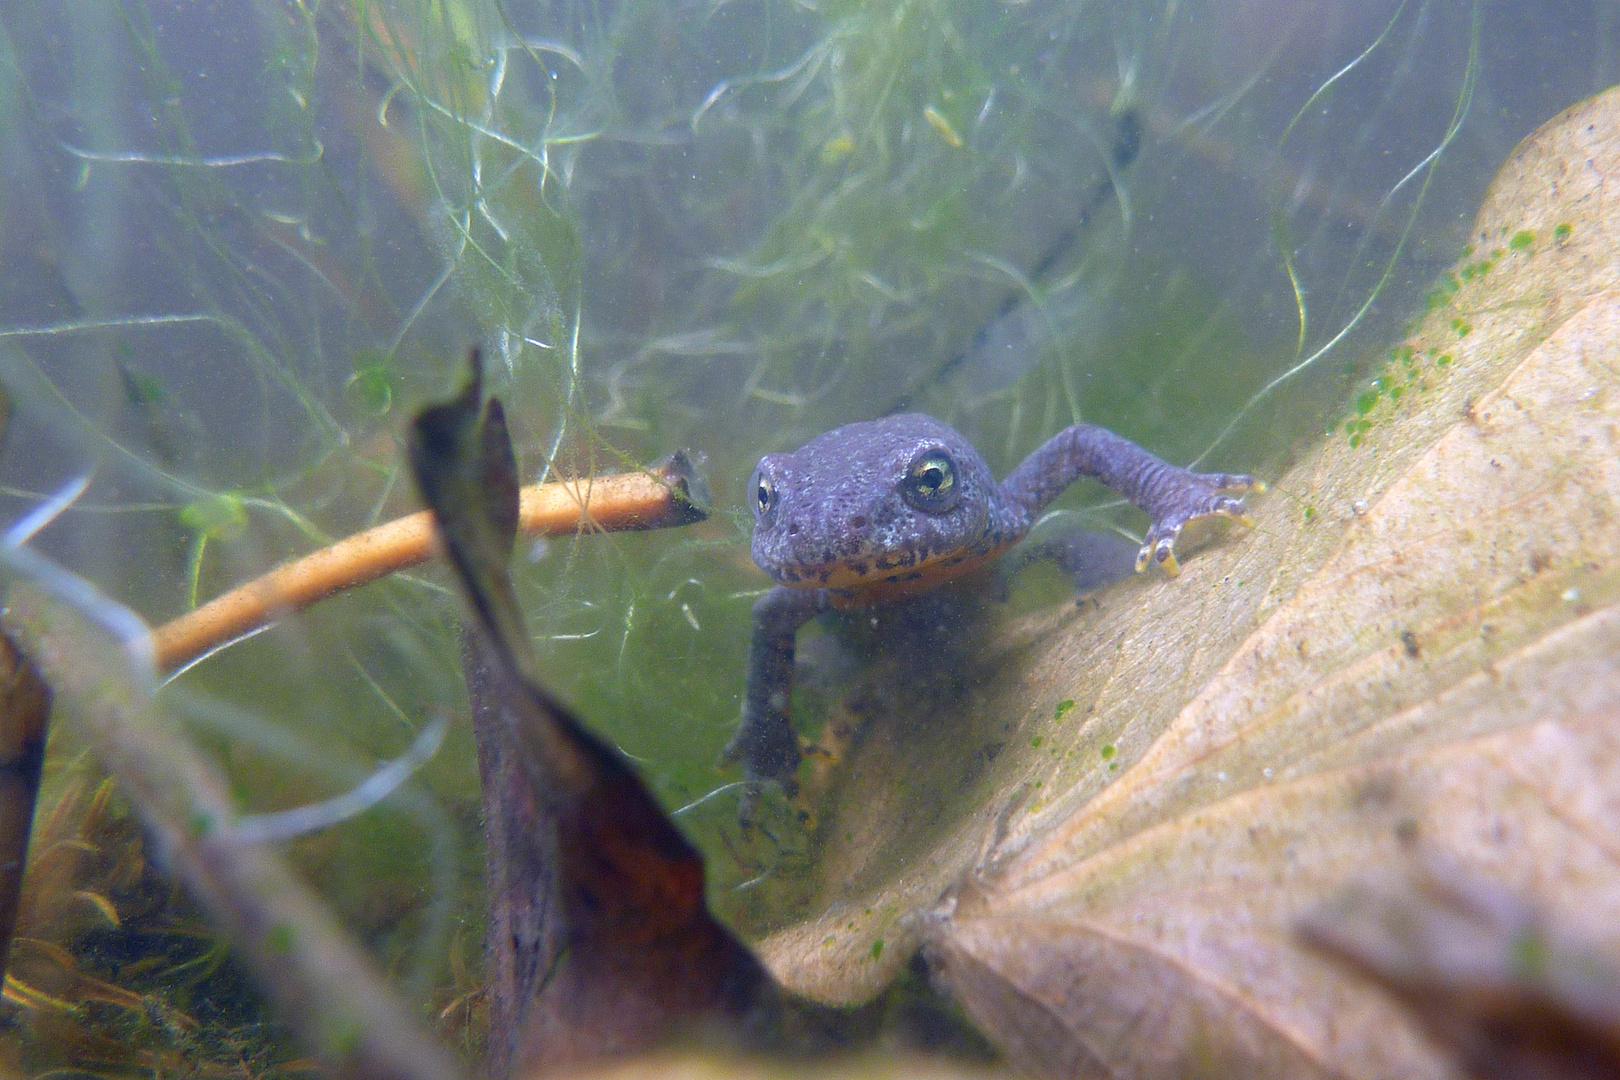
[
  {"left": 902, "top": 450, "right": 959, "bottom": 513},
  {"left": 752, "top": 469, "right": 776, "bottom": 520}
]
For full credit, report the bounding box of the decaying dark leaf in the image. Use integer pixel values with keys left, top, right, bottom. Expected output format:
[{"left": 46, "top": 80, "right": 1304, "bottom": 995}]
[
  {"left": 742, "top": 85, "right": 1620, "bottom": 1080},
  {"left": 410, "top": 353, "right": 782, "bottom": 1077},
  {"left": 1300, "top": 861, "right": 1620, "bottom": 1080},
  {"left": 0, "top": 626, "right": 51, "bottom": 985}
]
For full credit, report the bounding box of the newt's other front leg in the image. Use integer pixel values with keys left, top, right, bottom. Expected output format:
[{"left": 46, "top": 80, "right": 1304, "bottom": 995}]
[
  {"left": 1000, "top": 424, "right": 1262, "bottom": 576},
  {"left": 721, "top": 585, "right": 832, "bottom": 816}
]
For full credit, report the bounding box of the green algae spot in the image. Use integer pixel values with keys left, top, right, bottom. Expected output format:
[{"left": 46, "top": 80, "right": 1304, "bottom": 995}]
[
  {"left": 1510, "top": 929, "right": 1548, "bottom": 979},
  {"left": 1054, "top": 699, "right": 1075, "bottom": 720},
  {"left": 1451, "top": 318, "right": 1472, "bottom": 337},
  {"left": 266, "top": 922, "right": 296, "bottom": 956},
  {"left": 870, "top": 938, "right": 885, "bottom": 960},
  {"left": 121, "top": 365, "right": 168, "bottom": 407},
  {"left": 821, "top": 133, "right": 856, "bottom": 164},
  {"left": 188, "top": 809, "right": 214, "bottom": 838},
  {"left": 1303, "top": 506, "right": 1316, "bottom": 522},
  {"left": 1553, "top": 222, "right": 1573, "bottom": 242},
  {"left": 324, "top": 1016, "right": 364, "bottom": 1058},
  {"left": 1508, "top": 229, "right": 1534, "bottom": 251},
  {"left": 344, "top": 365, "right": 394, "bottom": 417},
  {"left": 1099, "top": 744, "right": 1116, "bottom": 760},
  {"left": 1030, "top": 735, "right": 1044, "bottom": 749},
  {"left": 179, "top": 491, "right": 249, "bottom": 539}
]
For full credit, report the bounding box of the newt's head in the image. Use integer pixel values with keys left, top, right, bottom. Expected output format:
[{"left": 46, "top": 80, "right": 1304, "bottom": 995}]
[{"left": 747, "top": 414, "right": 1023, "bottom": 600}]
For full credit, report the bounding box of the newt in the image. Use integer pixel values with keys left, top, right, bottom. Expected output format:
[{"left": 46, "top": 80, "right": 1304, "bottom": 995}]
[{"left": 721, "top": 413, "right": 1262, "bottom": 806}]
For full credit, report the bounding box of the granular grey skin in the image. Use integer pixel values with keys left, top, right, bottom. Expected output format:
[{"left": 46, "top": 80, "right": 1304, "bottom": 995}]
[
  {"left": 728, "top": 411, "right": 1261, "bottom": 802},
  {"left": 749, "top": 415, "right": 1023, "bottom": 592}
]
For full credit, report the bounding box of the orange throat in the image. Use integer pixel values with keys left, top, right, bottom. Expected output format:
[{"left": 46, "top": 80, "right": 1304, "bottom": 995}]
[{"left": 794, "top": 538, "right": 1015, "bottom": 608}]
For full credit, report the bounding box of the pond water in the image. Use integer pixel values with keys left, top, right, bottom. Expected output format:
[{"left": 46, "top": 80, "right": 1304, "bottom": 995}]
[{"left": 0, "top": 0, "right": 1614, "bottom": 1073}]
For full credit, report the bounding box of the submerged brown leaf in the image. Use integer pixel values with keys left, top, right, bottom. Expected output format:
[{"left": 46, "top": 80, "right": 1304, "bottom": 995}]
[
  {"left": 410, "top": 355, "right": 781, "bottom": 1078},
  {"left": 1299, "top": 863, "right": 1620, "bottom": 1080},
  {"left": 755, "top": 86, "right": 1620, "bottom": 1078},
  {"left": 0, "top": 627, "right": 50, "bottom": 985}
]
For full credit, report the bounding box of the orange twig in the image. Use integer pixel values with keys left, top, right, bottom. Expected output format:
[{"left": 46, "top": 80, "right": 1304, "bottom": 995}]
[{"left": 152, "top": 455, "right": 708, "bottom": 674}]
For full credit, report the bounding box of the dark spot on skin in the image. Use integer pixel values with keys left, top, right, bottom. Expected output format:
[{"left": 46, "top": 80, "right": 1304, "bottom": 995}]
[
  {"left": 1401, "top": 629, "right": 1420, "bottom": 658},
  {"left": 1354, "top": 774, "right": 1398, "bottom": 809},
  {"left": 850, "top": 515, "right": 868, "bottom": 528},
  {"left": 847, "top": 561, "right": 869, "bottom": 576},
  {"left": 960, "top": 755, "right": 985, "bottom": 787},
  {"left": 1395, "top": 818, "right": 1419, "bottom": 846}
]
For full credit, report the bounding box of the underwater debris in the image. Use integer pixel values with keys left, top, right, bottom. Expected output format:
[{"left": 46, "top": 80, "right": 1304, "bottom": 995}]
[
  {"left": 5, "top": 591, "right": 463, "bottom": 1080},
  {"left": 0, "top": 628, "right": 50, "bottom": 989},
  {"left": 412, "top": 352, "right": 784, "bottom": 1076},
  {"left": 152, "top": 452, "right": 709, "bottom": 674}
]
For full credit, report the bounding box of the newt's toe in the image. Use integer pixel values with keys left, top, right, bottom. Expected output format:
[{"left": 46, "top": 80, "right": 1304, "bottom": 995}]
[
  {"left": 1136, "top": 535, "right": 1182, "bottom": 576},
  {"left": 1136, "top": 468, "right": 1264, "bottom": 576}
]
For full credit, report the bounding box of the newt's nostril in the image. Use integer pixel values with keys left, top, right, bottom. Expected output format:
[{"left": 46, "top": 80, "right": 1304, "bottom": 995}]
[
  {"left": 849, "top": 515, "right": 868, "bottom": 528},
  {"left": 787, "top": 522, "right": 800, "bottom": 535}
]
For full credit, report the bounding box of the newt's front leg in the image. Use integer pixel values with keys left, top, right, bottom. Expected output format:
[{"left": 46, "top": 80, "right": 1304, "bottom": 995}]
[
  {"left": 721, "top": 585, "right": 832, "bottom": 814},
  {"left": 1000, "top": 424, "right": 1262, "bottom": 576}
]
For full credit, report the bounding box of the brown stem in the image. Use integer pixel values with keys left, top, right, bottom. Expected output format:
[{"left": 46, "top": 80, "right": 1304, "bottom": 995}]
[{"left": 152, "top": 456, "right": 708, "bottom": 673}]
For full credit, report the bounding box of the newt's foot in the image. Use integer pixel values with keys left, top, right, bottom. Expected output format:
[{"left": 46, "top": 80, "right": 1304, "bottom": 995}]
[
  {"left": 1136, "top": 472, "right": 1264, "bottom": 576},
  {"left": 730, "top": 775, "right": 800, "bottom": 831},
  {"left": 720, "top": 723, "right": 802, "bottom": 829}
]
